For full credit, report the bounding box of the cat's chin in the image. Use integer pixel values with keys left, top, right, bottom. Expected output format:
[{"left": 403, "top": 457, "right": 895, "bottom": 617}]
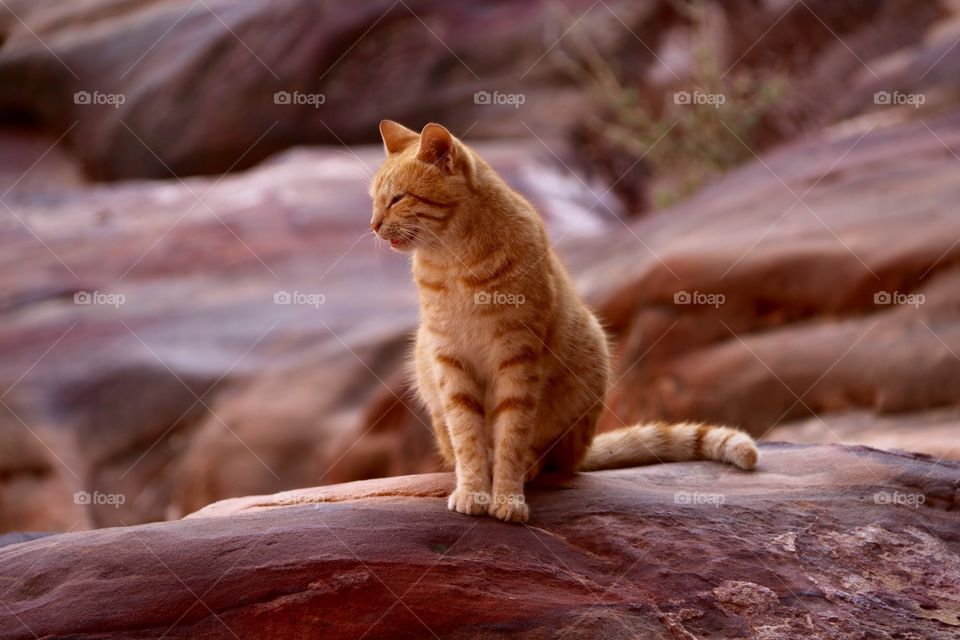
[{"left": 389, "top": 238, "right": 416, "bottom": 252}]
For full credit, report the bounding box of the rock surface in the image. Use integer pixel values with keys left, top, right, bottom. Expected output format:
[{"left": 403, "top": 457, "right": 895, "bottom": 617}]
[{"left": 1, "top": 443, "right": 958, "bottom": 639}]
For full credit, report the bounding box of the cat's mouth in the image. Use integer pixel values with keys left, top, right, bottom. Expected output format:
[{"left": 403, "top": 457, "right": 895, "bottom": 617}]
[{"left": 389, "top": 237, "right": 414, "bottom": 251}]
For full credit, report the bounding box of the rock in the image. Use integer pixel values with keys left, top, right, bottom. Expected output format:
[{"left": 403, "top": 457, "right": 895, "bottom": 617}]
[
  {"left": 584, "top": 110, "right": 960, "bottom": 458},
  {"left": 766, "top": 406, "right": 960, "bottom": 461},
  {"left": 1, "top": 444, "right": 958, "bottom": 638},
  {"left": 0, "top": 531, "right": 51, "bottom": 549},
  {"left": 0, "top": 128, "right": 84, "bottom": 191},
  {"left": 0, "top": 0, "right": 950, "bottom": 181},
  {"left": 0, "top": 410, "right": 88, "bottom": 532},
  {"left": 0, "top": 0, "right": 630, "bottom": 180}
]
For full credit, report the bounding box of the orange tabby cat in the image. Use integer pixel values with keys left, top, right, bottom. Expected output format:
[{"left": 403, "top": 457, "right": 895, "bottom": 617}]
[{"left": 369, "top": 120, "right": 758, "bottom": 523}]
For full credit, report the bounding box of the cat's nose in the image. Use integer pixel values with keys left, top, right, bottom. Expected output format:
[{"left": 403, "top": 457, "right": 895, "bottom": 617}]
[{"left": 371, "top": 219, "right": 383, "bottom": 233}]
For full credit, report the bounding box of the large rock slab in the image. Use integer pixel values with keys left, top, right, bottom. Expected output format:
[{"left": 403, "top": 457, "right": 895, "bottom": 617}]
[{"left": 1, "top": 444, "right": 958, "bottom": 638}]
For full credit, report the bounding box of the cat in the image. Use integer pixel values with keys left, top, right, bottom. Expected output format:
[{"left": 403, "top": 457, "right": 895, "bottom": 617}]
[{"left": 369, "top": 120, "right": 758, "bottom": 523}]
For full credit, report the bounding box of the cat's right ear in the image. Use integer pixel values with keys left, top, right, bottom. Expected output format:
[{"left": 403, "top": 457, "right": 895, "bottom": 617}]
[
  {"left": 379, "top": 120, "right": 418, "bottom": 154},
  {"left": 417, "top": 123, "right": 457, "bottom": 174}
]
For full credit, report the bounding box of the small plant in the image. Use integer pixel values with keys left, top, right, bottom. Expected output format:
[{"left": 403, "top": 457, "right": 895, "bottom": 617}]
[{"left": 561, "top": 0, "right": 788, "bottom": 210}]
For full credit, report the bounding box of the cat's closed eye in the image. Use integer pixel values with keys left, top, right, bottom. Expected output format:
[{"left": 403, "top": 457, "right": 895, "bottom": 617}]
[{"left": 388, "top": 193, "right": 406, "bottom": 208}]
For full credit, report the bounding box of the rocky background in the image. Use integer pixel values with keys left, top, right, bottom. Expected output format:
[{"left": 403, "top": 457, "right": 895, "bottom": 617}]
[{"left": 0, "top": 0, "right": 959, "bottom": 541}]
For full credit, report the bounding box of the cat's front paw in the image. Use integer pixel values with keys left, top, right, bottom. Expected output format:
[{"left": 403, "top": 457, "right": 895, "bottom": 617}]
[
  {"left": 447, "top": 488, "right": 490, "bottom": 516},
  {"left": 488, "top": 495, "right": 529, "bottom": 523}
]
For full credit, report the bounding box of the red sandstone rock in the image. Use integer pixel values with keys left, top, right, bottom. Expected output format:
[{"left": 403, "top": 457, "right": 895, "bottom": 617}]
[{"left": 0, "top": 444, "right": 958, "bottom": 638}]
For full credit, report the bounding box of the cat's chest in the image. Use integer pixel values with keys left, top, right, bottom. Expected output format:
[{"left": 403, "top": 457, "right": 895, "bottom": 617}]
[
  {"left": 413, "top": 267, "right": 509, "bottom": 365},
  {"left": 416, "top": 279, "right": 495, "bottom": 322},
  {"left": 414, "top": 264, "right": 481, "bottom": 310}
]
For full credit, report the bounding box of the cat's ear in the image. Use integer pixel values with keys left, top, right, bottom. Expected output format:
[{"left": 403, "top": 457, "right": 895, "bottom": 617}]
[
  {"left": 379, "top": 120, "right": 418, "bottom": 154},
  {"left": 417, "top": 123, "right": 457, "bottom": 174}
]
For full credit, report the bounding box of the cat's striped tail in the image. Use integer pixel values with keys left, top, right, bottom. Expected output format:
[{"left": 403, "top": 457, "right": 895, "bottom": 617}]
[{"left": 578, "top": 422, "right": 759, "bottom": 471}]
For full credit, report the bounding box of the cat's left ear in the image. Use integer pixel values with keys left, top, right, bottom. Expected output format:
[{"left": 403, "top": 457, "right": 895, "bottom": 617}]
[
  {"left": 417, "top": 123, "right": 457, "bottom": 174},
  {"left": 380, "top": 120, "right": 419, "bottom": 154}
]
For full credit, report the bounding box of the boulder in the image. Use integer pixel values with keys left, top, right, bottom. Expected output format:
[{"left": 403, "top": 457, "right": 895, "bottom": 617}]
[{"left": 0, "top": 443, "right": 958, "bottom": 638}]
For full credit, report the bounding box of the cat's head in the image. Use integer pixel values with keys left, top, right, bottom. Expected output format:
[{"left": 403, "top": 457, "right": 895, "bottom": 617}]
[{"left": 369, "top": 120, "right": 473, "bottom": 253}]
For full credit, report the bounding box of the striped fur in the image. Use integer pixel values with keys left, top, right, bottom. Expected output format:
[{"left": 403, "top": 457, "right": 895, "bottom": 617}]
[
  {"left": 578, "top": 422, "right": 758, "bottom": 471},
  {"left": 371, "top": 121, "right": 758, "bottom": 523}
]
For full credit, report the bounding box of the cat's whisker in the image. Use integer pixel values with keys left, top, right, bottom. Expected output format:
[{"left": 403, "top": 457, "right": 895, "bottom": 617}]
[
  {"left": 334, "top": 150, "right": 375, "bottom": 181},
  {"left": 366, "top": 230, "right": 381, "bottom": 258},
  {"left": 364, "top": 229, "right": 387, "bottom": 259},
  {"left": 350, "top": 165, "right": 376, "bottom": 182},
  {"left": 410, "top": 223, "right": 460, "bottom": 256}
]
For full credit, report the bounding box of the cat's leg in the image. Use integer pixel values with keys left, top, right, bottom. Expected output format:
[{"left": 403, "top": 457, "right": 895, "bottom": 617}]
[
  {"left": 488, "top": 349, "right": 544, "bottom": 523},
  {"left": 414, "top": 330, "right": 456, "bottom": 469},
  {"left": 433, "top": 350, "right": 491, "bottom": 515},
  {"left": 526, "top": 370, "right": 600, "bottom": 479},
  {"left": 431, "top": 411, "right": 455, "bottom": 468},
  {"left": 524, "top": 454, "right": 546, "bottom": 483},
  {"left": 544, "top": 411, "right": 599, "bottom": 473},
  {"left": 540, "top": 332, "right": 606, "bottom": 474}
]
